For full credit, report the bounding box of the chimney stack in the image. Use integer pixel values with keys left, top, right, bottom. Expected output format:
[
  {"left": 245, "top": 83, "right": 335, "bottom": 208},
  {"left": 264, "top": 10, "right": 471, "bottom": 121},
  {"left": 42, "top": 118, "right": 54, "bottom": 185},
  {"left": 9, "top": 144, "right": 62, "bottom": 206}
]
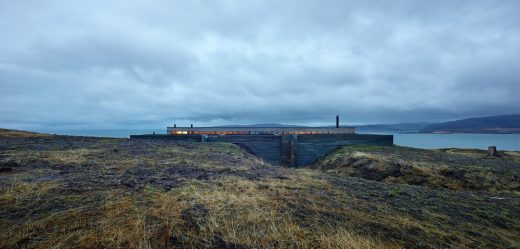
[
  {"left": 336, "top": 115, "right": 339, "bottom": 128},
  {"left": 174, "top": 124, "right": 176, "bottom": 128},
  {"left": 190, "top": 124, "right": 193, "bottom": 128}
]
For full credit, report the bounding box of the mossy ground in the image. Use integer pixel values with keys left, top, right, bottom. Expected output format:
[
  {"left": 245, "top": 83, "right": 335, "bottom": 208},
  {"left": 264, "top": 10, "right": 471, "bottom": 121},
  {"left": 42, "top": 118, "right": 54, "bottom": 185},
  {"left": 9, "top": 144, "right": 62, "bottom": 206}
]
[{"left": 1, "top": 130, "right": 519, "bottom": 248}]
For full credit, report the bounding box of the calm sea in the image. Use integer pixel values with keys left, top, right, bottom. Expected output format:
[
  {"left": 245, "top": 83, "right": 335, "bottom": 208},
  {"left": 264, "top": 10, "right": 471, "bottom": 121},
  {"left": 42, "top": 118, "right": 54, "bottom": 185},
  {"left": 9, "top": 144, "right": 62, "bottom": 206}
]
[
  {"left": 37, "top": 129, "right": 520, "bottom": 151},
  {"left": 360, "top": 132, "right": 520, "bottom": 151}
]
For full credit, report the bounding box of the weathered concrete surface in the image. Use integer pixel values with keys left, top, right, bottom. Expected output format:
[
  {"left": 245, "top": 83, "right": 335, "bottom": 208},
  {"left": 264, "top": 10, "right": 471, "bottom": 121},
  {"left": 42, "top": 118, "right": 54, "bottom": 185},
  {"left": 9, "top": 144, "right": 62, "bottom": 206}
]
[
  {"left": 129, "top": 134, "right": 203, "bottom": 142},
  {"left": 130, "top": 134, "right": 393, "bottom": 167},
  {"left": 206, "top": 135, "right": 282, "bottom": 165},
  {"left": 296, "top": 134, "right": 394, "bottom": 166}
]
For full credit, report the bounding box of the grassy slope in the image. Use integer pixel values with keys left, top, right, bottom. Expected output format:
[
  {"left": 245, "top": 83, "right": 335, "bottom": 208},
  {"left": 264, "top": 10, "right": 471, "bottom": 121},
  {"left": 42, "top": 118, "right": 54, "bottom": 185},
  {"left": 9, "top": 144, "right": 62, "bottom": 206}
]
[
  {"left": 1, "top": 130, "right": 519, "bottom": 248},
  {"left": 313, "top": 145, "right": 520, "bottom": 192}
]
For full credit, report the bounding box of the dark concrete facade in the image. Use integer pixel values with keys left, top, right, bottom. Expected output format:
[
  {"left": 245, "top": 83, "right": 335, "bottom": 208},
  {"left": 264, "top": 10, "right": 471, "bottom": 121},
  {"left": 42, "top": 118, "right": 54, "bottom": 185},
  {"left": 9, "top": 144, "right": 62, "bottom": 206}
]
[
  {"left": 295, "top": 134, "right": 393, "bottom": 166},
  {"left": 130, "top": 133, "right": 393, "bottom": 167}
]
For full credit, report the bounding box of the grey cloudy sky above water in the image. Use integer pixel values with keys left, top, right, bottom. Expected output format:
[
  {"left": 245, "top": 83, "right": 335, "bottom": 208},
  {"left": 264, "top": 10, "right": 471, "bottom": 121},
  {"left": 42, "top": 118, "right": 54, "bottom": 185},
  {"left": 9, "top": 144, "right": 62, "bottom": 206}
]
[{"left": 1, "top": 0, "right": 520, "bottom": 129}]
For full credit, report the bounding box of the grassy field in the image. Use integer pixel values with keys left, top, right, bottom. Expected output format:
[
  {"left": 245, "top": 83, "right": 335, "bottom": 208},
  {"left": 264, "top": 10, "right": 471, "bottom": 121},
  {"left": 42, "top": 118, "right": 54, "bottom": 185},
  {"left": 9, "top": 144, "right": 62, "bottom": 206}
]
[{"left": 1, "top": 129, "right": 519, "bottom": 248}]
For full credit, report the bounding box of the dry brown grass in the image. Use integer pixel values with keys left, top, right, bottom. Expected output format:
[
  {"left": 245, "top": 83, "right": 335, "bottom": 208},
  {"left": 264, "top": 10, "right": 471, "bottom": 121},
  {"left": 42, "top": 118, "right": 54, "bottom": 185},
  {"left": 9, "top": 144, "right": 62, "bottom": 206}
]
[
  {"left": 0, "top": 129, "right": 49, "bottom": 138},
  {"left": 505, "top": 151, "right": 520, "bottom": 157},
  {"left": 0, "top": 174, "right": 393, "bottom": 249},
  {"left": 4, "top": 148, "right": 102, "bottom": 167},
  {"left": 146, "top": 175, "right": 390, "bottom": 248},
  {"left": 2, "top": 133, "right": 518, "bottom": 248},
  {"left": 40, "top": 148, "right": 101, "bottom": 165},
  {"left": 314, "top": 145, "right": 520, "bottom": 192},
  {"left": 0, "top": 181, "right": 57, "bottom": 207}
]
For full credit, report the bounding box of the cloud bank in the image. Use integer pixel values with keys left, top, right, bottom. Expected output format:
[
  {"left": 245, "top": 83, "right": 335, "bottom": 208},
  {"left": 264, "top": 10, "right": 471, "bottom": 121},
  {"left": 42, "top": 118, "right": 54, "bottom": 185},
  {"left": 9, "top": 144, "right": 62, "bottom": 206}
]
[{"left": 1, "top": 0, "right": 519, "bottom": 129}]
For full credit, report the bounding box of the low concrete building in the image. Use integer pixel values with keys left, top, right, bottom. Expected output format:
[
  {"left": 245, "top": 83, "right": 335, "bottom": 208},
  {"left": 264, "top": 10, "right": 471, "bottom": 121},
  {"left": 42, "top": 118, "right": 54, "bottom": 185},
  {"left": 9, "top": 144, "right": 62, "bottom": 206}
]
[{"left": 131, "top": 116, "right": 393, "bottom": 167}]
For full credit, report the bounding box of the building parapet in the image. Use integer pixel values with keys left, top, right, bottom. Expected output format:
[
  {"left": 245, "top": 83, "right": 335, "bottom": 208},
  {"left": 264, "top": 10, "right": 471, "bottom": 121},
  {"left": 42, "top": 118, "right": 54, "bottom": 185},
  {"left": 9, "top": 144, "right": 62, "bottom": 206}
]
[{"left": 166, "top": 126, "right": 355, "bottom": 135}]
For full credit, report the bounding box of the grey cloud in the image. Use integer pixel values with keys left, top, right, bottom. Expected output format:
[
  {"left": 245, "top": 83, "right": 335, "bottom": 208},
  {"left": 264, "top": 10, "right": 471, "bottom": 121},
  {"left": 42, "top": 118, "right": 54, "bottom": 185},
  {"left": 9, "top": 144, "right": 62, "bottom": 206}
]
[{"left": 1, "top": 0, "right": 520, "bottom": 129}]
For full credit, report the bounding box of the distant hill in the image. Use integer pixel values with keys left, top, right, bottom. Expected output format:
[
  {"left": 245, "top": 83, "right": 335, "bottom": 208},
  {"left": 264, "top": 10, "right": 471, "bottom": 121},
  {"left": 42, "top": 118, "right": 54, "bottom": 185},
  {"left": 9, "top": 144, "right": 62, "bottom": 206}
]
[
  {"left": 210, "top": 115, "right": 520, "bottom": 134},
  {"left": 213, "top": 123, "right": 429, "bottom": 132},
  {"left": 420, "top": 114, "right": 520, "bottom": 134},
  {"left": 356, "top": 123, "right": 432, "bottom": 133}
]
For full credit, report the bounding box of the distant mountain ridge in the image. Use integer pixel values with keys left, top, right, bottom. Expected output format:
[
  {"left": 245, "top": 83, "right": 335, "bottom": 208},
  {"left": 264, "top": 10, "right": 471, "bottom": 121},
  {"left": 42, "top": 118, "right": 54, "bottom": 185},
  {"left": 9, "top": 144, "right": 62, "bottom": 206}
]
[
  {"left": 209, "top": 114, "right": 520, "bottom": 134},
  {"left": 420, "top": 114, "right": 520, "bottom": 134},
  {"left": 211, "top": 123, "right": 431, "bottom": 132}
]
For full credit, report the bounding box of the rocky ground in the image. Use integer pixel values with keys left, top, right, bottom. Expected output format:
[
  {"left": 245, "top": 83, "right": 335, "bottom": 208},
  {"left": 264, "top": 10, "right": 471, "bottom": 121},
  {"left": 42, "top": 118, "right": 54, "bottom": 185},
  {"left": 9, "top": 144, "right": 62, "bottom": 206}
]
[{"left": 1, "top": 129, "right": 519, "bottom": 248}]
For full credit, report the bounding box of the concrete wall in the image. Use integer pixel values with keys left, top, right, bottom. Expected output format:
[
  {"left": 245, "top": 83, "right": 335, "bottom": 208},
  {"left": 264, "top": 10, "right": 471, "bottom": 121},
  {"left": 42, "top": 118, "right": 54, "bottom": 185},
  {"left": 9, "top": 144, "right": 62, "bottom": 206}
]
[
  {"left": 295, "top": 134, "right": 394, "bottom": 166},
  {"left": 206, "top": 135, "right": 281, "bottom": 164},
  {"left": 129, "top": 134, "right": 203, "bottom": 142},
  {"left": 130, "top": 133, "right": 393, "bottom": 167},
  {"left": 280, "top": 134, "right": 297, "bottom": 166}
]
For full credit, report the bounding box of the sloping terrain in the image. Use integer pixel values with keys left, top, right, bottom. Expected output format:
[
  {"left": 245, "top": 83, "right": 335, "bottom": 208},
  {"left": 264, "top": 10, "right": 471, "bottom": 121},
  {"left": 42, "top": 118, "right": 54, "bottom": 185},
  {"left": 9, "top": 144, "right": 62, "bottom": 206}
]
[
  {"left": 1, "top": 130, "right": 519, "bottom": 248},
  {"left": 313, "top": 145, "right": 520, "bottom": 192}
]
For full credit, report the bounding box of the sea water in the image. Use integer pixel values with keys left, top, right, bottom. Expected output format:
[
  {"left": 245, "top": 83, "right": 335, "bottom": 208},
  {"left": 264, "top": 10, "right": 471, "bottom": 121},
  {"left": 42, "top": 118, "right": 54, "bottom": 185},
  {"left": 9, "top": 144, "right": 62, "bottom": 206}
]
[{"left": 361, "top": 132, "right": 520, "bottom": 151}]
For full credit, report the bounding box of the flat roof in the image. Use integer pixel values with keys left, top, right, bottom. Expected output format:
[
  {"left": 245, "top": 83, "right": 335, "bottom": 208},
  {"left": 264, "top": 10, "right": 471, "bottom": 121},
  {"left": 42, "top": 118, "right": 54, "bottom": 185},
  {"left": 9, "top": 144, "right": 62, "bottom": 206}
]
[
  {"left": 167, "top": 126, "right": 355, "bottom": 128},
  {"left": 167, "top": 126, "right": 355, "bottom": 135}
]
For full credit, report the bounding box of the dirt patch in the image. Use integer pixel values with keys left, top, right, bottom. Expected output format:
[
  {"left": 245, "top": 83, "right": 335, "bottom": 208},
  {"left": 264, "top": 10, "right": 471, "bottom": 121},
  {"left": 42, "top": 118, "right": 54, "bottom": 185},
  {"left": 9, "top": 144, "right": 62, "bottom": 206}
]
[{"left": 181, "top": 204, "right": 209, "bottom": 230}]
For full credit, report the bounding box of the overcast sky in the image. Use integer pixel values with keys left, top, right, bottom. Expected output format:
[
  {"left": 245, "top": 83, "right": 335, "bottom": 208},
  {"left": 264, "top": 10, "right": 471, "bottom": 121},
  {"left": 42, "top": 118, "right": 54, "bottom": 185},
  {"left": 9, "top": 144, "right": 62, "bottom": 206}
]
[{"left": 1, "top": 0, "right": 519, "bottom": 129}]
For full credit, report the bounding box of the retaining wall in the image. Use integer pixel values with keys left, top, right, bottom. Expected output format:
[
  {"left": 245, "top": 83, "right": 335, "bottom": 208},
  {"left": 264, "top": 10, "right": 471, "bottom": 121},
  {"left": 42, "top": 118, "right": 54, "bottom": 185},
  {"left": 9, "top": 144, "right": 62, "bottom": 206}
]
[
  {"left": 129, "top": 134, "right": 203, "bottom": 142},
  {"left": 130, "top": 134, "right": 393, "bottom": 167},
  {"left": 296, "top": 134, "right": 393, "bottom": 166},
  {"left": 206, "top": 135, "right": 281, "bottom": 165}
]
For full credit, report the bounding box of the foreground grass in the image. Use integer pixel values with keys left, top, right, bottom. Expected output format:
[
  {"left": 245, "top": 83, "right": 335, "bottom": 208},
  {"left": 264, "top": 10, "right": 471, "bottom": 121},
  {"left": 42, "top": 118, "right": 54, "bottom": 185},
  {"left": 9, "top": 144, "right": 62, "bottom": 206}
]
[{"left": 1, "top": 130, "right": 519, "bottom": 248}]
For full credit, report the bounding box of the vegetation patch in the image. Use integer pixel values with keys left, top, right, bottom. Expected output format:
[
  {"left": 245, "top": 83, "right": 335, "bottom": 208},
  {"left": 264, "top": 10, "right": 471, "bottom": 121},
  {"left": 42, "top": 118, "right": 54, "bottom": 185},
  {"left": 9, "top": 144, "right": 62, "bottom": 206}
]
[
  {"left": 1, "top": 130, "right": 519, "bottom": 248},
  {"left": 313, "top": 145, "right": 520, "bottom": 192}
]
